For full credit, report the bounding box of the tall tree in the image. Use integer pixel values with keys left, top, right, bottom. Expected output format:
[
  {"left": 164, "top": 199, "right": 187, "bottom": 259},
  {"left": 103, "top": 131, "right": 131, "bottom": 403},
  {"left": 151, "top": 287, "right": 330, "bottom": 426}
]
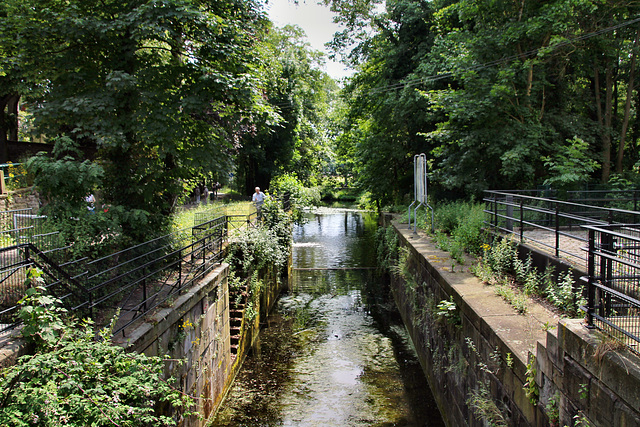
[
  {"left": 331, "top": 0, "right": 640, "bottom": 200},
  {"left": 3, "top": 0, "right": 270, "bottom": 240},
  {"left": 236, "top": 24, "right": 338, "bottom": 195}
]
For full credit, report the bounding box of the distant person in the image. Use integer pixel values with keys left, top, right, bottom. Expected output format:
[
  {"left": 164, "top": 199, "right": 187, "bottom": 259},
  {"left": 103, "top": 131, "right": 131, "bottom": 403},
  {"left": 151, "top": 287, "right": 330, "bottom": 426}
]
[
  {"left": 252, "top": 186, "right": 265, "bottom": 219},
  {"left": 203, "top": 186, "right": 209, "bottom": 204},
  {"left": 195, "top": 186, "right": 201, "bottom": 204},
  {"left": 86, "top": 193, "right": 96, "bottom": 213},
  {"left": 213, "top": 182, "right": 220, "bottom": 199}
]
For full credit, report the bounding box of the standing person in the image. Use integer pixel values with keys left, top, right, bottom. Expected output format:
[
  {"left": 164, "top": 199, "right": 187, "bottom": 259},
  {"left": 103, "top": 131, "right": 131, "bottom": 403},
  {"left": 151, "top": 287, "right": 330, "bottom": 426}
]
[
  {"left": 195, "top": 186, "right": 201, "bottom": 204},
  {"left": 86, "top": 193, "right": 96, "bottom": 213},
  {"left": 252, "top": 186, "right": 265, "bottom": 219},
  {"left": 203, "top": 186, "right": 209, "bottom": 205}
]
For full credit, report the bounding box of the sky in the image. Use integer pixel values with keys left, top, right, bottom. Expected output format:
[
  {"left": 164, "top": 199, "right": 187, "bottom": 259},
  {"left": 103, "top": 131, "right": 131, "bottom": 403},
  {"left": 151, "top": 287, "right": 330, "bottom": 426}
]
[{"left": 264, "top": 0, "right": 354, "bottom": 81}]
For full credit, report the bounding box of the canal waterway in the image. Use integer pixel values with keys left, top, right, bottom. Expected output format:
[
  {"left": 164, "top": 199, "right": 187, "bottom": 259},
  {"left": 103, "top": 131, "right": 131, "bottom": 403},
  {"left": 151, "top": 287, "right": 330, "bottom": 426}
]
[{"left": 210, "top": 208, "right": 444, "bottom": 426}]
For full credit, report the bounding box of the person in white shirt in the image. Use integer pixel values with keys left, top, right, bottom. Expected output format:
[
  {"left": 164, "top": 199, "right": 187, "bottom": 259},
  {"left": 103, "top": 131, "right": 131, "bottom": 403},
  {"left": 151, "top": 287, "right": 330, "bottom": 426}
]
[{"left": 252, "top": 187, "right": 265, "bottom": 219}]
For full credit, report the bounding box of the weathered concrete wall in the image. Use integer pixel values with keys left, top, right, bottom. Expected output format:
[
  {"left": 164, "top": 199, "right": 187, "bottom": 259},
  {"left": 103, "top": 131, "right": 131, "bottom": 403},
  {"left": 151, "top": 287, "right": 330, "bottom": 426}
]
[
  {"left": 0, "top": 187, "right": 40, "bottom": 212},
  {"left": 386, "top": 217, "right": 640, "bottom": 427},
  {"left": 118, "top": 264, "right": 232, "bottom": 426},
  {"left": 118, "top": 260, "right": 288, "bottom": 426},
  {"left": 537, "top": 320, "right": 640, "bottom": 427}
]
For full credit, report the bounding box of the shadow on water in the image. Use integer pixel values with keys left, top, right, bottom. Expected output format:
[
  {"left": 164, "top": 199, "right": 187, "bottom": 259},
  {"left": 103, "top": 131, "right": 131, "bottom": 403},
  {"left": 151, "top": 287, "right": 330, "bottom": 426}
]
[{"left": 210, "top": 209, "right": 444, "bottom": 426}]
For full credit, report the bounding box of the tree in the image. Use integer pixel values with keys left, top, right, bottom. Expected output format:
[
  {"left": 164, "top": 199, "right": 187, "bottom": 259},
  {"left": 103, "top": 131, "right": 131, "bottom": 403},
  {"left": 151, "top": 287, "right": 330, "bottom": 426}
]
[
  {"left": 330, "top": 0, "right": 640, "bottom": 200},
  {"left": 329, "top": 0, "right": 438, "bottom": 205},
  {"left": 3, "top": 0, "right": 271, "bottom": 241},
  {"left": 235, "top": 24, "right": 338, "bottom": 195}
]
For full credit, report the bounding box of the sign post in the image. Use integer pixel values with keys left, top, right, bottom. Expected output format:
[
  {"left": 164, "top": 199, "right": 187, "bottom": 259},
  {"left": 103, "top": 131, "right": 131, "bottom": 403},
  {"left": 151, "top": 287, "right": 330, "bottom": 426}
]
[{"left": 407, "top": 154, "right": 434, "bottom": 233}]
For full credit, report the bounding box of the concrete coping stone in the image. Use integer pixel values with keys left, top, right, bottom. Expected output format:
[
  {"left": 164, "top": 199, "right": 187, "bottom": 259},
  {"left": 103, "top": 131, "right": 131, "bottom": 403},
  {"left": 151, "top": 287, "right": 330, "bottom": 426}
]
[{"left": 391, "top": 220, "right": 561, "bottom": 367}]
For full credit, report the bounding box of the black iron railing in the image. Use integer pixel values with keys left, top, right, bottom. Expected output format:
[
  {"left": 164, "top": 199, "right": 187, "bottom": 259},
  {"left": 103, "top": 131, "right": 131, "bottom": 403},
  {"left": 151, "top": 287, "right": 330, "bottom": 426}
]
[
  {"left": 484, "top": 190, "right": 640, "bottom": 265},
  {"left": 0, "top": 212, "right": 256, "bottom": 335},
  {"left": 583, "top": 225, "right": 640, "bottom": 354}
]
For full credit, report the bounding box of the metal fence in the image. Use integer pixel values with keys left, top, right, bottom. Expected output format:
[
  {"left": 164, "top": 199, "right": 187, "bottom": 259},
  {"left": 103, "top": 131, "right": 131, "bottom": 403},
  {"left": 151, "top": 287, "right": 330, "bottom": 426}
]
[
  {"left": 484, "top": 190, "right": 640, "bottom": 265},
  {"left": 0, "top": 212, "right": 256, "bottom": 336},
  {"left": 583, "top": 225, "right": 640, "bottom": 354}
]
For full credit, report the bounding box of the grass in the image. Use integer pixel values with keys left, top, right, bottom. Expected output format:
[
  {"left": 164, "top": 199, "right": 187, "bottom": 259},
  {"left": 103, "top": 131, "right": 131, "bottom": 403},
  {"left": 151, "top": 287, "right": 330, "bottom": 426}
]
[{"left": 172, "top": 201, "right": 254, "bottom": 232}]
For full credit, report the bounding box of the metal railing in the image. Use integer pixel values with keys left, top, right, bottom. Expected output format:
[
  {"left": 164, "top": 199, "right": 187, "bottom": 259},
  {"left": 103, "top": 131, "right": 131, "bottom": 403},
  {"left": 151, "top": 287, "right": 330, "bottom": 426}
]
[
  {"left": 583, "top": 225, "right": 640, "bottom": 354},
  {"left": 0, "top": 212, "right": 257, "bottom": 335},
  {"left": 484, "top": 190, "right": 640, "bottom": 265}
]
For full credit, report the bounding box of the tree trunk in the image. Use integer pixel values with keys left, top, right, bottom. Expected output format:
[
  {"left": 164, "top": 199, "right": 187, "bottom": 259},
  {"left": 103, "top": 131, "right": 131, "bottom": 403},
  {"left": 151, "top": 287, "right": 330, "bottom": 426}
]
[
  {"left": 7, "top": 94, "right": 19, "bottom": 141},
  {"left": 615, "top": 27, "right": 640, "bottom": 173},
  {"left": 0, "top": 95, "right": 8, "bottom": 163},
  {"left": 597, "top": 61, "right": 614, "bottom": 182}
]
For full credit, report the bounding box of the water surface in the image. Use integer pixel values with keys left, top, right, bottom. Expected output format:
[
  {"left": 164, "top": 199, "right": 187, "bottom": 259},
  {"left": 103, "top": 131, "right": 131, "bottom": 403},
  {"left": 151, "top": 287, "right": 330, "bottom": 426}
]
[{"left": 211, "top": 209, "right": 444, "bottom": 426}]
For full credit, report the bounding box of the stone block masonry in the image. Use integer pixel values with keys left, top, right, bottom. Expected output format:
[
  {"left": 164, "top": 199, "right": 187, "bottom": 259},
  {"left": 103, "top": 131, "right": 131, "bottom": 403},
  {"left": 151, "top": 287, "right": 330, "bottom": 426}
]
[
  {"left": 385, "top": 217, "right": 640, "bottom": 427},
  {"left": 0, "top": 187, "right": 40, "bottom": 212},
  {"left": 116, "top": 263, "right": 232, "bottom": 427}
]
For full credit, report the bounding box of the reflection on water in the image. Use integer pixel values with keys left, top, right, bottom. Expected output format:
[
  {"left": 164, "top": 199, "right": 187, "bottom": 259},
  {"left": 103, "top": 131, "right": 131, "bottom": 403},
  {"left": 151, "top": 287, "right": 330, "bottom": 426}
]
[{"left": 211, "top": 209, "right": 444, "bottom": 426}]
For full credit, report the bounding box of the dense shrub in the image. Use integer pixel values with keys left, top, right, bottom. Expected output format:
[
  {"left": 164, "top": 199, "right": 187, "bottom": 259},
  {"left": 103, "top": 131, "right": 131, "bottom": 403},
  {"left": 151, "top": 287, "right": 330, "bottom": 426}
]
[{"left": 1, "top": 272, "right": 194, "bottom": 426}]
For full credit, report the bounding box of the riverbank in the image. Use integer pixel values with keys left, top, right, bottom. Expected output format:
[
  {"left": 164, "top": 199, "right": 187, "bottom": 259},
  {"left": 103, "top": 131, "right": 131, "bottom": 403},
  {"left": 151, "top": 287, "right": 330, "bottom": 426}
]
[{"left": 385, "top": 215, "right": 640, "bottom": 427}]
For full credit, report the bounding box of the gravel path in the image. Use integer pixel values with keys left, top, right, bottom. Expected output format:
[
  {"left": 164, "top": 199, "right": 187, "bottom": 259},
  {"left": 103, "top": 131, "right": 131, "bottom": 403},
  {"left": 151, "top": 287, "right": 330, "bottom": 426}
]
[{"left": 518, "top": 229, "right": 589, "bottom": 270}]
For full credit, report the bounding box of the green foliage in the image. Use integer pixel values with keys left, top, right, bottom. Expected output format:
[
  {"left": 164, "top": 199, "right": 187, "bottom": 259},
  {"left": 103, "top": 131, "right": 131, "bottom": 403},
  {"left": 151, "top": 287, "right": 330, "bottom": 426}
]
[
  {"left": 330, "top": 0, "right": 640, "bottom": 197},
  {"left": 513, "top": 253, "right": 542, "bottom": 296},
  {"left": 389, "top": 245, "right": 411, "bottom": 282},
  {"left": 27, "top": 136, "right": 103, "bottom": 220},
  {"left": 26, "top": 136, "right": 140, "bottom": 256},
  {"left": 17, "top": 269, "right": 67, "bottom": 350},
  {"left": 524, "top": 356, "right": 539, "bottom": 405},
  {"left": 429, "top": 201, "right": 487, "bottom": 261},
  {"left": 2, "top": 283, "right": 195, "bottom": 426},
  {"left": 494, "top": 284, "right": 528, "bottom": 314},
  {"left": 376, "top": 225, "right": 399, "bottom": 271},
  {"left": 483, "top": 237, "right": 517, "bottom": 276},
  {"left": 543, "top": 137, "right": 600, "bottom": 190},
  {"left": 5, "top": 0, "right": 270, "bottom": 238},
  {"left": 545, "top": 270, "right": 585, "bottom": 316},
  {"left": 467, "top": 382, "right": 508, "bottom": 427},
  {"left": 269, "top": 173, "right": 321, "bottom": 224},
  {"left": 235, "top": 25, "right": 337, "bottom": 195},
  {"left": 436, "top": 297, "right": 461, "bottom": 327},
  {"left": 225, "top": 226, "right": 289, "bottom": 276},
  {"left": 545, "top": 391, "right": 560, "bottom": 425},
  {"left": 435, "top": 201, "right": 471, "bottom": 234}
]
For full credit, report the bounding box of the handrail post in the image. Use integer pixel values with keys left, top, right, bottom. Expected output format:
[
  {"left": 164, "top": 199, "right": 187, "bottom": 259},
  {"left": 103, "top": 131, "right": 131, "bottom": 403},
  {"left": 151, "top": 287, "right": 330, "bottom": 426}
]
[
  {"left": 519, "top": 198, "right": 524, "bottom": 243},
  {"left": 493, "top": 196, "right": 498, "bottom": 231},
  {"left": 505, "top": 194, "right": 513, "bottom": 232},
  {"left": 586, "top": 228, "right": 595, "bottom": 328},
  {"left": 555, "top": 202, "right": 560, "bottom": 258}
]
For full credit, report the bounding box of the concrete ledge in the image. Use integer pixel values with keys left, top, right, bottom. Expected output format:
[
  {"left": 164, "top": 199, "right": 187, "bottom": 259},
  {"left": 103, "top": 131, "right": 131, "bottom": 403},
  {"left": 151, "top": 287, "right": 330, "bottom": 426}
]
[
  {"left": 114, "top": 263, "right": 228, "bottom": 352},
  {"left": 388, "top": 217, "right": 640, "bottom": 427}
]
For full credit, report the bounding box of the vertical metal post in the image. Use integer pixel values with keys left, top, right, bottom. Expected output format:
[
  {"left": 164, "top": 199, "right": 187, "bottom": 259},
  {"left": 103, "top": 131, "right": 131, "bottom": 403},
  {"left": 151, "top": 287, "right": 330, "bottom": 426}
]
[
  {"left": 519, "top": 198, "right": 524, "bottom": 243},
  {"left": 179, "top": 248, "right": 183, "bottom": 287},
  {"left": 586, "top": 228, "right": 595, "bottom": 328},
  {"left": 506, "top": 194, "right": 513, "bottom": 232},
  {"left": 555, "top": 202, "right": 560, "bottom": 258},
  {"left": 493, "top": 197, "right": 498, "bottom": 231}
]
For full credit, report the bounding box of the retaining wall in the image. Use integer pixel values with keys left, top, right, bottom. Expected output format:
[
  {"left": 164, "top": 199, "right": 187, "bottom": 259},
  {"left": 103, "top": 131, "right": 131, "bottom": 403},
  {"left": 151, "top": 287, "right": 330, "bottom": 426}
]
[
  {"left": 0, "top": 187, "right": 40, "bottom": 212},
  {"left": 386, "top": 217, "right": 640, "bottom": 427},
  {"left": 117, "top": 264, "right": 233, "bottom": 426}
]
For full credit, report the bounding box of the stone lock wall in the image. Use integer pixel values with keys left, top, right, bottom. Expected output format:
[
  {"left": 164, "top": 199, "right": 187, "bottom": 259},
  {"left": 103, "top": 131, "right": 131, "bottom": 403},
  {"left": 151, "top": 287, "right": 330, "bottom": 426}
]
[
  {"left": 0, "top": 187, "right": 40, "bottom": 212},
  {"left": 118, "top": 264, "right": 232, "bottom": 426},
  {"left": 118, "top": 259, "right": 289, "bottom": 426},
  {"left": 386, "top": 217, "right": 640, "bottom": 427}
]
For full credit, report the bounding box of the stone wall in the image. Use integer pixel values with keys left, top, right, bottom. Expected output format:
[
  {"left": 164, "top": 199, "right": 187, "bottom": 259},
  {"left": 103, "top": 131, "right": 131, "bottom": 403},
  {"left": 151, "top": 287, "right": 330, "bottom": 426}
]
[
  {"left": 386, "top": 217, "right": 640, "bottom": 427},
  {"left": 118, "top": 264, "right": 232, "bottom": 426},
  {"left": 118, "top": 260, "right": 288, "bottom": 426},
  {"left": 0, "top": 187, "right": 40, "bottom": 212}
]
